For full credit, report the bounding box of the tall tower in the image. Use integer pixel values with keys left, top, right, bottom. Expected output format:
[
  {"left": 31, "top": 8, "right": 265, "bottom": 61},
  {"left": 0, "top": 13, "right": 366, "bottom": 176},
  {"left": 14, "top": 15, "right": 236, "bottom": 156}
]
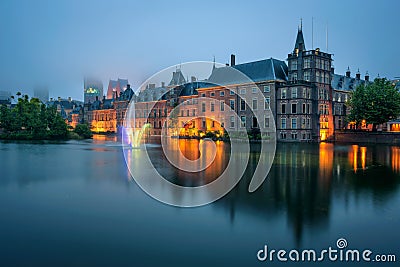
[
  {"left": 277, "top": 23, "right": 333, "bottom": 142},
  {"left": 84, "top": 77, "right": 103, "bottom": 103}
]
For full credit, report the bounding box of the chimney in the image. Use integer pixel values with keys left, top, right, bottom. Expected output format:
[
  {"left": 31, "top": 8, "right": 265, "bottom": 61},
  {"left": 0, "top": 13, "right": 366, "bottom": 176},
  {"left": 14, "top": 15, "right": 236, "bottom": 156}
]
[
  {"left": 58, "top": 96, "right": 61, "bottom": 101},
  {"left": 346, "top": 67, "right": 351, "bottom": 78},
  {"left": 230, "top": 54, "right": 236, "bottom": 66},
  {"left": 365, "top": 71, "right": 369, "bottom": 82},
  {"left": 68, "top": 96, "right": 72, "bottom": 102},
  {"left": 356, "top": 69, "right": 361, "bottom": 80},
  {"left": 161, "top": 82, "right": 165, "bottom": 87}
]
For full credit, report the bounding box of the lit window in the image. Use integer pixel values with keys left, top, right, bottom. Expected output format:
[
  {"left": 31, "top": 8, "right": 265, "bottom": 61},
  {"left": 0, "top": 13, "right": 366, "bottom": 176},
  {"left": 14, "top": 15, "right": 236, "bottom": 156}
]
[{"left": 281, "top": 88, "right": 287, "bottom": 99}]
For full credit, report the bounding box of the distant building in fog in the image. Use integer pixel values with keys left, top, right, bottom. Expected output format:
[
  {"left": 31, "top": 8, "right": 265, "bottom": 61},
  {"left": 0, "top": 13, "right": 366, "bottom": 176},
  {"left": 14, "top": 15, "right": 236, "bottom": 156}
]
[
  {"left": 107, "top": 78, "right": 129, "bottom": 99},
  {"left": 33, "top": 87, "right": 49, "bottom": 104},
  {"left": 84, "top": 77, "right": 103, "bottom": 103}
]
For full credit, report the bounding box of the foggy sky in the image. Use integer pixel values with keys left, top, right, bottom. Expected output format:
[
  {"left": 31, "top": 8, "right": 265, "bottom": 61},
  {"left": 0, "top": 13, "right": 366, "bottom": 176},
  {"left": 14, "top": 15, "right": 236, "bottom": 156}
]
[{"left": 1, "top": 0, "right": 399, "bottom": 101}]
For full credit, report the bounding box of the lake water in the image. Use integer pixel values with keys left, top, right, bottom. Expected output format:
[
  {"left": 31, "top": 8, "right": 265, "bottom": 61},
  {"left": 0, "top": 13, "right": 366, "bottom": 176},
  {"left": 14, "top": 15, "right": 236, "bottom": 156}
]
[{"left": 0, "top": 137, "right": 399, "bottom": 266}]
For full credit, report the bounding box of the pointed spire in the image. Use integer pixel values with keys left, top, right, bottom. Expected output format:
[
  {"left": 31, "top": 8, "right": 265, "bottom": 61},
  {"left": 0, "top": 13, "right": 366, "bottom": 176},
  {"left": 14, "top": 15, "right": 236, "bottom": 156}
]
[
  {"left": 294, "top": 20, "right": 306, "bottom": 52},
  {"left": 300, "top": 18, "right": 303, "bottom": 31}
]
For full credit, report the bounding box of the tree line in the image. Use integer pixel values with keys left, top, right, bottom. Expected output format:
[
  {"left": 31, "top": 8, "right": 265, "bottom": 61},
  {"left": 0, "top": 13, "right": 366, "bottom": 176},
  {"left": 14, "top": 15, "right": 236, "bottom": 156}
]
[
  {"left": 0, "top": 94, "right": 91, "bottom": 140},
  {"left": 347, "top": 78, "right": 400, "bottom": 130}
]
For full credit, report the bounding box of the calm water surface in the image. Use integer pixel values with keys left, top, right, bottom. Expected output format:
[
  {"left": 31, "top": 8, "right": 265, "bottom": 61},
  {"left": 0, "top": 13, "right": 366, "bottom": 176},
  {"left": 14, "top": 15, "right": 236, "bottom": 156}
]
[{"left": 0, "top": 136, "right": 399, "bottom": 266}]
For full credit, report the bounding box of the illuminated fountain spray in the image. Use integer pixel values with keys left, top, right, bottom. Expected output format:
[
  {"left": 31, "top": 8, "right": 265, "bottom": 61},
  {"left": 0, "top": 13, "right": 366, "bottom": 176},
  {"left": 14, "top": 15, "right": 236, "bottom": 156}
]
[
  {"left": 129, "top": 99, "right": 141, "bottom": 148},
  {"left": 122, "top": 98, "right": 139, "bottom": 148}
]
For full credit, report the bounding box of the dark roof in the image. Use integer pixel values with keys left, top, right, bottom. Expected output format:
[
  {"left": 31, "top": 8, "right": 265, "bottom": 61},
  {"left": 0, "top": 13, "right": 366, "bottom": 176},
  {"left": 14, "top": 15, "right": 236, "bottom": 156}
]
[
  {"left": 169, "top": 69, "right": 186, "bottom": 86},
  {"left": 331, "top": 74, "right": 367, "bottom": 91},
  {"left": 207, "top": 58, "right": 288, "bottom": 85},
  {"left": 294, "top": 29, "right": 306, "bottom": 51},
  {"left": 119, "top": 87, "right": 134, "bottom": 101},
  {"left": 102, "top": 99, "right": 113, "bottom": 109},
  {"left": 178, "top": 81, "right": 215, "bottom": 97}
]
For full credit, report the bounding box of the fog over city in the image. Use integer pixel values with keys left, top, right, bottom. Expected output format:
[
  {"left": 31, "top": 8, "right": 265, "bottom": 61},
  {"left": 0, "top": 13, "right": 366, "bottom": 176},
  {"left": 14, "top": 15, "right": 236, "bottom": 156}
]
[{"left": 1, "top": 0, "right": 399, "bottom": 101}]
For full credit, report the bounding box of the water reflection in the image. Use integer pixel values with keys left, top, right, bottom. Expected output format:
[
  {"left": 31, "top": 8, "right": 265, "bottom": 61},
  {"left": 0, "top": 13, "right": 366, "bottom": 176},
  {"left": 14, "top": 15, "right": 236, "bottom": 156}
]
[
  {"left": 392, "top": 147, "right": 400, "bottom": 173},
  {"left": 1, "top": 139, "right": 400, "bottom": 266},
  {"left": 218, "top": 143, "right": 400, "bottom": 245}
]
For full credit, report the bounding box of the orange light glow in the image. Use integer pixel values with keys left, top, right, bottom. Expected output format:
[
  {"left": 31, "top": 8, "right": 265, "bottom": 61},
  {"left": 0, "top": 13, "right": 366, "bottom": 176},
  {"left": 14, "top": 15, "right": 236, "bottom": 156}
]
[
  {"left": 360, "top": 147, "right": 367, "bottom": 170},
  {"left": 392, "top": 147, "right": 400, "bottom": 173},
  {"left": 350, "top": 145, "right": 359, "bottom": 173}
]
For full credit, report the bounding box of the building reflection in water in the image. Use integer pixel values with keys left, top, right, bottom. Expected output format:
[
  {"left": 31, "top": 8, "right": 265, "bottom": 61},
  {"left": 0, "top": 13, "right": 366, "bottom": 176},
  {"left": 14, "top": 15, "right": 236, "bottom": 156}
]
[
  {"left": 392, "top": 147, "right": 400, "bottom": 173},
  {"left": 124, "top": 139, "right": 400, "bottom": 246},
  {"left": 348, "top": 145, "right": 368, "bottom": 173}
]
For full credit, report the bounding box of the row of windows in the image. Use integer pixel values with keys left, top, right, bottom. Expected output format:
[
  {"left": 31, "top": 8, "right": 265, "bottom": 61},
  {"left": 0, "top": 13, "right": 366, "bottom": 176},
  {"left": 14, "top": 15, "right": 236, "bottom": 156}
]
[
  {"left": 135, "top": 108, "right": 168, "bottom": 118},
  {"left": 228, "top": 116, "right": 271, "bottom": 128},
  {"left": 281, "top": 103, "right": 311, "bottom": 114},
  {"left": 199, "top": 86, "right": 270, "bottom": 97},
  {"left": 280, "top": 132, "right": 312, "bottom": 140},
  {"left": 333, "top": 92, "right": 348, "bottom": 102},
  {"left": 289, "top": 58, "right": 330, "bottom": 71},
  {"left": 281, "top": 87, "right": 311, "bottom": 99},
  {"left": 289, "top": 71, "right": 330, "bottom": 84},
  {"left": 280, "top": 118, "right": 311, "bottom": 129},
  {"left": 198, "top": 97, "right": 271, "bottom": 113}
]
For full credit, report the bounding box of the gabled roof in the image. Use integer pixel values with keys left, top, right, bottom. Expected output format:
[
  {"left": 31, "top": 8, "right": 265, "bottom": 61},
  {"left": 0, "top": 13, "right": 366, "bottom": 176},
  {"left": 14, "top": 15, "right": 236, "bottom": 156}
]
[
  {"left": 207, "top": 58, "right": 288, "bottom": 85},
  {"left": 331, "top": 74, "right": 367, "bottom": 91},
  {"left": 169, "top": 69, "right": 186, "bottom": 86}
]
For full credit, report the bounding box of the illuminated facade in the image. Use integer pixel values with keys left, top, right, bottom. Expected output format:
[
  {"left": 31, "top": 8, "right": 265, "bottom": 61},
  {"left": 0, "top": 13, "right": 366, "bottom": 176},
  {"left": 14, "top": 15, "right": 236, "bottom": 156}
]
[
  {"left": 278, "top": 25, "right": 333, "bottom": 142},
  {"left": 79, "top": 25, "right": 383, "bottom": 142}
]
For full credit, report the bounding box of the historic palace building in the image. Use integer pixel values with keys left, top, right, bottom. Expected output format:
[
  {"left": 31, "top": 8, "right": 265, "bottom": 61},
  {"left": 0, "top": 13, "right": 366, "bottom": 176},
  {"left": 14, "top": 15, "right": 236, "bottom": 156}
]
[{"left": 75, "top": 24, "right": 375, "bottom": 142}]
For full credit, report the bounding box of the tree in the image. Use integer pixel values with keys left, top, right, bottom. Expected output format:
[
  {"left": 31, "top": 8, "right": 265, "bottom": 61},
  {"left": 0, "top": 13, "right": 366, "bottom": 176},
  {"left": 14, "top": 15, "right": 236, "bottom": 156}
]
[
  {"left": 0, "top": 94, "right": 69, "bottom": 140},
  {"left": 73, "top": 124, "right": 93, "bottom": 139},
  {"left": 347, "top": 78, "right": 400, "bottom": 130}
]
